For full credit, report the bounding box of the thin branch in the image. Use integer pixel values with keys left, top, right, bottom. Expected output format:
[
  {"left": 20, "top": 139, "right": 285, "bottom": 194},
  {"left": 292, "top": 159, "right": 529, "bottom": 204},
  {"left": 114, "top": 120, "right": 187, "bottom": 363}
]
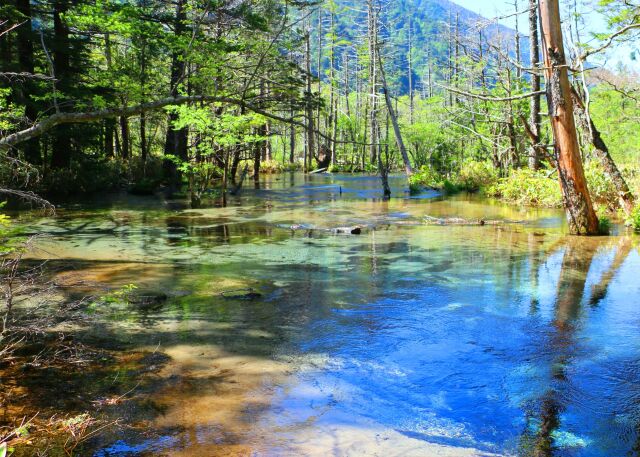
[
  {"left": 436, "top": 83, "right": 546, "bottom": 102},
  {"left": 581, "top": 23, "right": 640, "bottom": 60}
]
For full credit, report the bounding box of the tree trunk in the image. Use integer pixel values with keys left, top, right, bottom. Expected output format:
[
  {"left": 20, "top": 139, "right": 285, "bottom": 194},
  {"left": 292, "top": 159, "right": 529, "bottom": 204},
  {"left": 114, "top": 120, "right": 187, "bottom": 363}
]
[
  {"left": 571, "top": 87, "right": 635, "bottom": 216},
  {"left": 163, "top": 0, "right": 188, "bottom": 185},
  {"left": 539, "top": 0, "right": 599, "bottom": 235},
  {"left": 50, "top": 0, "right": 72, "bottom": 169},
  {"left": 528, "top": 0, "right": 543, "bottom": 170},
  {"left": 230, "top": 147, "right": 240, "bottom": 185},
  {"left": 120, "top": 116, "right": 130, "bottom": 160},
  {"left": 408, "top": 16, "right": 414, "bottom": 125},
  {"left": 140, "top": 112, "right": 147, "bottom": 165},
  {"left": 377, "top": 51, "right": 412, "bottom": 176},
  {"left": 368, "top": 0, "right": 378, "bottom": 166},
  {"left": 304, "top": 30, "right": 316, "bottom": 173},
  {"left": 15, "top": 0, "right": 40, "bottom": 164},
  {"left": 104, "top": 118, "right": 115, "bottom": 157}
]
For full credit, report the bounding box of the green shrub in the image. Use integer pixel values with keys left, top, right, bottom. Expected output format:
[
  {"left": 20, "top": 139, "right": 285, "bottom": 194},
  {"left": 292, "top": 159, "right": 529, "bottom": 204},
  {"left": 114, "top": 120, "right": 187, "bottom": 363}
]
[
  {"left": 409, "top": 166, "right": 442, "bottom": 193},
  {"left": 328, "top": 163, "right": 360, "bottom": 173},
  {"left": 260, "top": 160, "right": 285, "bottom": 174},
  {"left": 596, "top": 208, "right": 611, "bottom": 235},
  {"left": 584, "top": 161, "right": 618, "bottom": 209},
  {"left": 38, "top": 158, "right": 124, "bottom": 195},
  {"left": 455, "top": 160, "right": 498, "bottom": 192},
  {"left": 486, "top": 168, "right": 562, "bottom": 207},
  {"left": 128, "top": 178, "right": 160, "bottom": 195},
  {"left": 629, "top": 205, "right": 640, "bottom": 231},
  {"left": 442, "top": 179, "right": 460, "bottom": 194},
  {"left": 282, "top": 161, "right": 303, "bottom": 172}
]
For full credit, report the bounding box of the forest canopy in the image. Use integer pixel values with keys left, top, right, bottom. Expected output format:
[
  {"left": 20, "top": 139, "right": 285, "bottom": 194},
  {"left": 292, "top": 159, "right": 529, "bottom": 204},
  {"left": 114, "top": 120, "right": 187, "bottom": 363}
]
[{"left": 0, "top": 0, "right": 639, "bottom": 232}]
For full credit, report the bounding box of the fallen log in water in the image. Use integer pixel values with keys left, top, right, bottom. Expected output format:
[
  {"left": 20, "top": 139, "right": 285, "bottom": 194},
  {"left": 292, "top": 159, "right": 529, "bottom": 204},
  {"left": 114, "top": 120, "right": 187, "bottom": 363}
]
[
  {"left": 276, "top": 223, "right": 365, "bottom": 235},
  {"left": 423, "top": 215, "right": 525, "bottom": 226}
]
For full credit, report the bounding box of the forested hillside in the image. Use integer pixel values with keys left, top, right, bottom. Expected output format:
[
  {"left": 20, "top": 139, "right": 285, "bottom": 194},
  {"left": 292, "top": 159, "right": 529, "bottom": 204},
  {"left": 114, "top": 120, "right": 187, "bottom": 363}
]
[{"left": 317, "top": 0, "right": 523, "bottom": 93}]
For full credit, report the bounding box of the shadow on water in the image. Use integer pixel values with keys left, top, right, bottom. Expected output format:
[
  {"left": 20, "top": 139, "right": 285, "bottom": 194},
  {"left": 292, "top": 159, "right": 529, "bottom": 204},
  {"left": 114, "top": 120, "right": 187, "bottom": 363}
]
[{"left": 7, "top": 173, "right": 640, "bottom": 456}]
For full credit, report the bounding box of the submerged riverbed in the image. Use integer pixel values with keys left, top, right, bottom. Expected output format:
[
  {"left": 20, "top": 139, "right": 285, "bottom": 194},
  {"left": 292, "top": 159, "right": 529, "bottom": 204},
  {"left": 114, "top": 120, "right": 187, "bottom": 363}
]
[{"left": 10, "top": 173, "right": 640, "bottom": 456}]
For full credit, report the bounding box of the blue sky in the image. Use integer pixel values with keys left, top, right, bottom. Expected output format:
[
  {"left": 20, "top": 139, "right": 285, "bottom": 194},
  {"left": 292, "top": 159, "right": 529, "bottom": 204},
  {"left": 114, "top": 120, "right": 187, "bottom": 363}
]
[{"left": 449, "top": 0, "right": 638, "bottom": 70}]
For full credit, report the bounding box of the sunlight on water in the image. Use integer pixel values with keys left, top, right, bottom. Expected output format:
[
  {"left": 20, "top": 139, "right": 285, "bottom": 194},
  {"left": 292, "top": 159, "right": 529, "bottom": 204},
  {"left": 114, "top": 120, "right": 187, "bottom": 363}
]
[{"left": 18, "top": 173, "right": 640, "bottom": 456}]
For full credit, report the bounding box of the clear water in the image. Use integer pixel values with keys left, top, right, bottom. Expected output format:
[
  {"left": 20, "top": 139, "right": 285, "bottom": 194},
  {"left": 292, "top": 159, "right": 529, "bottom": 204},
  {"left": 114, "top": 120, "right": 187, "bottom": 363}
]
[{"left": 19, "top": 173, "right": 640, "bottom": 456}]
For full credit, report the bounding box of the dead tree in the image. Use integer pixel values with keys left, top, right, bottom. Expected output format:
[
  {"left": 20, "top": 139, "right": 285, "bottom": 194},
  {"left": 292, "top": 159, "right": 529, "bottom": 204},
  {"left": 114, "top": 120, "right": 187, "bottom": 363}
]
[
  {"left": 539, "top": 0, "right": 599, "bottom": 235},
  {"left": 528, "top": 0, "right": 543, "bottom": 170}
]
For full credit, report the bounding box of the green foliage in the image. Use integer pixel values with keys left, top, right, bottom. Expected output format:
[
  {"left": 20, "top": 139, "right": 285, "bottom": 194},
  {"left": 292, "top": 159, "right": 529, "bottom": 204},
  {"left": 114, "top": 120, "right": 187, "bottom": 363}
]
[
  {"left": 584, "top": 161, "right": 618, "bottom": 209},
  {"left": 455, "top": 160, "right": 498, "bottom": 192},
  {"left": 588, "top": 86, "right": 640, "bottom": 165},
  {"left": 0, "top": 89, "right": 23, "bottom": 134},
  {"left": 37, "top": 159, "right": 124, "bottom": 195},
  {"left": 629, "top": 205, "right": 640, "bottom": 231},
  {"left": 596, "top": 209, "right": 612, "bottom": 235},
  {"left": 0, "top": 203, "right": 26, "bottom": 256},
  {"left": 409, "top": 166, "right": 443, "bottom": 193},
  {"left": 486, "top": 169, "right": 563, "bottom": 207}
]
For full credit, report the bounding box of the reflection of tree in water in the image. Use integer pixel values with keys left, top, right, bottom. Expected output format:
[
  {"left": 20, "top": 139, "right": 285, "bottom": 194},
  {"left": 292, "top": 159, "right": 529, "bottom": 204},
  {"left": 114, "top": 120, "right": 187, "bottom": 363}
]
[{"left": 522, "top": 237, "right": 633, "bottom": 456}]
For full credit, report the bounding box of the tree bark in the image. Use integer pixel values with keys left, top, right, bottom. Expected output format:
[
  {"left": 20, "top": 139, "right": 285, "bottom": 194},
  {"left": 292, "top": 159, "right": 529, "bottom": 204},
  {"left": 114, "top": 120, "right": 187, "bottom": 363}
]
[{"left": 539, "top": 0, "right": 599, "bottom": 235}]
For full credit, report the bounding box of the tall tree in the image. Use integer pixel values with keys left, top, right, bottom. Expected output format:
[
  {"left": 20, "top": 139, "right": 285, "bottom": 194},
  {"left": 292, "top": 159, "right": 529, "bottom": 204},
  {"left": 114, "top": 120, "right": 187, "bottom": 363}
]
[
  {"left": 539, "top": 0, "right": 599, "bottom": 235},
  {"left": 528, "top": 0, "right": 543, "bottom": 170}
]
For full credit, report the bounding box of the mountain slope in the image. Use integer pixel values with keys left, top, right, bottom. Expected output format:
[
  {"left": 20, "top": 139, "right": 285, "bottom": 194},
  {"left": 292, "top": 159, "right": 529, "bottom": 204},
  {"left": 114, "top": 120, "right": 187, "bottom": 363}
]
[{"left": 317, "top": 0, "right": 524, "bottom": 93}]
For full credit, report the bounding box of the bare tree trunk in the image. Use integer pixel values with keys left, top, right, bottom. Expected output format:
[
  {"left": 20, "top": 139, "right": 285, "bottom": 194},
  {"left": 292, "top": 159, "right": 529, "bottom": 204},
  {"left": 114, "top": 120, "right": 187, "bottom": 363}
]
[
  {"left": 408, "top": 16, "right": 414, "bottom": 125},
  {"left": 120, "top": 116, "right": 130, "bottom": 160},
  {"left": 304, "top": 30, "right": 315, "bottom": 173},
  {"left": 329, "top": 11, "right": 337, "bottom": 166},
  {"left": 378, "top": 51, "right": 412, "bottom": 176},
  {"left": 539, "top": 0, "right": 599, "bottom": 235},
  {"left": 571, "top": 87, "right": 635, "bottom": 215},
  {"left": 368, "top": 0, "right": 379, "bottom": 166},
  {"left": 528, "top": 0, "right": 543, "bottom": 170}
]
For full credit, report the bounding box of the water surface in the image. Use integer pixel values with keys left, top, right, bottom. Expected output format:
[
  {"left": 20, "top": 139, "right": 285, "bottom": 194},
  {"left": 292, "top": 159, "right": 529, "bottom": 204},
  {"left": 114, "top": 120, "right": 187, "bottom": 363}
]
[{"left": 18, "top": 173, "right": 640, "bottom": 456}]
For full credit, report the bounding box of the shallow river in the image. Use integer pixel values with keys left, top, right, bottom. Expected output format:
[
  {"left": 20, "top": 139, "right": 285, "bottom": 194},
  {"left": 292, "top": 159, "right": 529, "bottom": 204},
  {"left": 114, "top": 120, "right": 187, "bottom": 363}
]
[{"left": 18, "top": 173, "right": 640, "bottom": 456}]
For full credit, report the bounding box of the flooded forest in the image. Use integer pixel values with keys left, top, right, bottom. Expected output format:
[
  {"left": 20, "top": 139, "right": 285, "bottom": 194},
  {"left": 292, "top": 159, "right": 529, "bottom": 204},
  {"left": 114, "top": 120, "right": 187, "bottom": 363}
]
[{"left": 1, "top": 0, "right": 640, "bottom": 455}]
